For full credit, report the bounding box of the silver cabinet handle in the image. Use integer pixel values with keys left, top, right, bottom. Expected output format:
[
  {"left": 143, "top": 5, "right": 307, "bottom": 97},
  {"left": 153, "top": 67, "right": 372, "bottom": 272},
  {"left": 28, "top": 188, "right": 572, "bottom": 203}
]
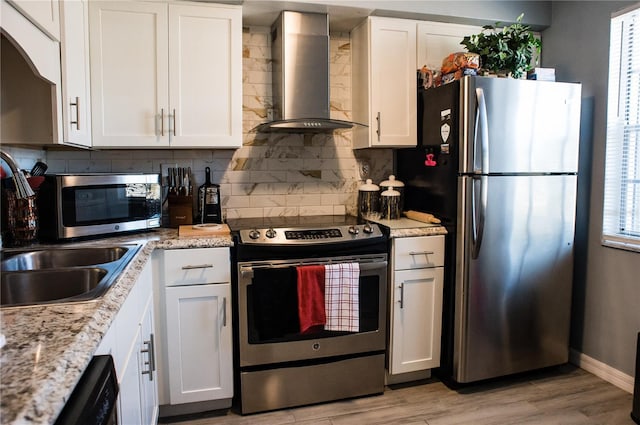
[
  {"left": 398, "top": 283, "right": 404, "bottom": 309},
  {"left": 376, "top": 111, "right": 381, "bottom": 141},
  {"left": 222, "top": 297, "right": 227, "bottom": 327},
  {"left": 141, "top": 333, "right": 155, "bottom": 381},
  {"left": 149, "top": 333, "right": 156, "bottom": 372},
  {"left": 70, "top": 96, "right": 80, "bottom": 129},
  {"left": 172, "top": 108, "right": 176, "bottom": 136},
  {"left": 181, "top": 264, "right": 213, "bottom": 270},
  {"left": 160, "top": 108, "right": 165, "bottom": 136},
  {"left": 409, "top": 251, "right": 435, "bottom": 256}
]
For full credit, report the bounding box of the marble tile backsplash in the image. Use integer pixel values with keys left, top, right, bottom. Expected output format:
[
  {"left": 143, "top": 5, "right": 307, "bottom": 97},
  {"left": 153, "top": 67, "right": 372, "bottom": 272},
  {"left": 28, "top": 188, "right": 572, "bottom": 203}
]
[{"left": 1, "top": 28, "right": 393, "bottom": 220}]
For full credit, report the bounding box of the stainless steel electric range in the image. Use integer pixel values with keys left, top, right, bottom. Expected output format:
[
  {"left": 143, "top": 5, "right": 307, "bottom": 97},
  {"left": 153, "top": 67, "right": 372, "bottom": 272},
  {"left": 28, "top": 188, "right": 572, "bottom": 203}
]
[{"left": 227, "top": 215, "right": 389, "bottom": 414}]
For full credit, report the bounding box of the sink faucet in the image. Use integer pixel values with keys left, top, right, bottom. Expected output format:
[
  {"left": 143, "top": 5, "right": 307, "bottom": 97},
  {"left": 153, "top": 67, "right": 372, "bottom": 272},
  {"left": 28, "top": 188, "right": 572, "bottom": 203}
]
[{"left": 0, "top": 149, "right": 34, "bottom": 199}]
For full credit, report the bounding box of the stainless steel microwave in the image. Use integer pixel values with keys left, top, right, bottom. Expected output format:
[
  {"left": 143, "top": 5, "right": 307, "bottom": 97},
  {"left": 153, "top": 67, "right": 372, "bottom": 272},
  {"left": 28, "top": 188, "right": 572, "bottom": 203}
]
[{"left": 36, "top": 173, "right": 161, "bottom": 240}]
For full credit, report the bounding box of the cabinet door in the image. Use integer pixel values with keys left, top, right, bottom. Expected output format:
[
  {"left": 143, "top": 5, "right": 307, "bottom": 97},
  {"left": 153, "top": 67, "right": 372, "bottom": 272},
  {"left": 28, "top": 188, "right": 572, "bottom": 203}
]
[
  {"left": 8, "top": 0, "right": 60, "bottom": 40},
  {"left": 139, "top": 295, "right": 158, "bottom": 425},
  {"left": 89, "top": 1, "right": 169, "bottom": 147},
  {"left": 118, "top": 323, "right": 144, "bottom": 425},
  {"left": 416, "top": 21, "right": 482, "bottom": 71},
  {"left": 369, "top": 17, "right": 416, "bottom": 148},
  {"left": 390, "top": 267, "right": 444, "bottom": 374},
  {"left": 165, "top": 283, "right": 233, "bottom": 404},
  {"left": 168, "top": 4, "right": 242, "bottom": 148},
  {"left": 59, "top": 0, "right": 91, "bottom": 147}
]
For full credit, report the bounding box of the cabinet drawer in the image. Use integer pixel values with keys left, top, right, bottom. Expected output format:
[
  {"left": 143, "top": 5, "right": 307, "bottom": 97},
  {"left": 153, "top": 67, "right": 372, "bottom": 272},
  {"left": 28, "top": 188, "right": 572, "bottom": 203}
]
[
  {"left": 163, "top": 247, "right": 230, "bottom": 286},
  {"left": 393, "top": 235, "right": 444, "bottom": 270}
]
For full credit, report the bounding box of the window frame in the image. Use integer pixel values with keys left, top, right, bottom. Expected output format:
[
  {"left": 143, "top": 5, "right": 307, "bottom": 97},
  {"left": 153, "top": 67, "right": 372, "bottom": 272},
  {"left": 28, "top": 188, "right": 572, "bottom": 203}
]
[{"left": 602, "top": 3, "right": 640, "bottom": 253}]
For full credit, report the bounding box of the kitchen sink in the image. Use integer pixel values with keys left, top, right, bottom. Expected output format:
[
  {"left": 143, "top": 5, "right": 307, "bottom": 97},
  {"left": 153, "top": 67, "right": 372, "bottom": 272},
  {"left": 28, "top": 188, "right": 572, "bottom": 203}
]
[
  {"left": 1, "top": 246, "right": 130, "bottom": 271},
  {"left": 1, "top": 268, "right": 108, "bottom": 306},
  {"left": 0, "top": 244, "right": 141, "bottom": 308}
]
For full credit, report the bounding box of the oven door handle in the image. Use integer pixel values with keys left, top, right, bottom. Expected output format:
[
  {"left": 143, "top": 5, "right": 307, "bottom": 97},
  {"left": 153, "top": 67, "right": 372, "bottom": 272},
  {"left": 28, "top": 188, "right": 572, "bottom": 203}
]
[{"left": 240, "top": 260, "right": 388, "bottom": 280}]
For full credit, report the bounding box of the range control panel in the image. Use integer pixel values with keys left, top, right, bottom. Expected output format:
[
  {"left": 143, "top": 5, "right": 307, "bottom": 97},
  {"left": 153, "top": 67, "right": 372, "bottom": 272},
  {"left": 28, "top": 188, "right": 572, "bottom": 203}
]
[{"left": 238, "top": 223, "right": 384, "bottom": 245}]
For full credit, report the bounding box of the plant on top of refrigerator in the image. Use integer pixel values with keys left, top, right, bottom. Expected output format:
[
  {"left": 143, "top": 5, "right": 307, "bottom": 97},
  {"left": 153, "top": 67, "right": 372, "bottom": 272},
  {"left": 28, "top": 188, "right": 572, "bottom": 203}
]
[{"left": 460, "top": 13, "right": 541, "bottom": 79}]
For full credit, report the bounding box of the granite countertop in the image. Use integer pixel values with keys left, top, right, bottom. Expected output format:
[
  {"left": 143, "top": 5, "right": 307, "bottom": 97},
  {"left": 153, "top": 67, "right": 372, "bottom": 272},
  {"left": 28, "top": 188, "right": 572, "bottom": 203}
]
[
  {"left": 0, "top": 218, "right": 444, "bottom": 425},
  {"left": 0, "top": 228, "right": 232, "bottom": 425}
]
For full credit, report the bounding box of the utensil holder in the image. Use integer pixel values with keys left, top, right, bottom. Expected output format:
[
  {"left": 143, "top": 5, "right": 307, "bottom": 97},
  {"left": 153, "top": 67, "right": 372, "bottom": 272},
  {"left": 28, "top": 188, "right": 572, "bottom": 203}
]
[{"left": 168, "top": 194, "right": 193, "bottom": 227}]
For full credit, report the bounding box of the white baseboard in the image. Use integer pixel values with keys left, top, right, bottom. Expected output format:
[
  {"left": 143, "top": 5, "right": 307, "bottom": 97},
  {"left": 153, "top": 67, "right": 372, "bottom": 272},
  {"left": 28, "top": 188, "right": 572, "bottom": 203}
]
[{"left": 570, "top": 348, "right": 635, "bottom": 394}]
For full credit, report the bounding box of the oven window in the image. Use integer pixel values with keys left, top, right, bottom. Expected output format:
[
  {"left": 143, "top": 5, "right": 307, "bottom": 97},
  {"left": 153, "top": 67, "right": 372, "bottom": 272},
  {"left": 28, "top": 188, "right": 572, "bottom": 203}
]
[
  {"left": 61, "top": 184, "right": 148, "bottom": 226},
  {"left": 246, "top": 267, "right": 380, "bottom": 344}
]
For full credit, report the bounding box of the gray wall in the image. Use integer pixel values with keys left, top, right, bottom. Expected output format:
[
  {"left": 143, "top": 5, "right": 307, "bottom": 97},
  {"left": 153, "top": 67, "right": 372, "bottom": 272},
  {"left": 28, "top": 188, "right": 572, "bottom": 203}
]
[{"left": 543, "top": 1, "right": 639, "bottom": 377}]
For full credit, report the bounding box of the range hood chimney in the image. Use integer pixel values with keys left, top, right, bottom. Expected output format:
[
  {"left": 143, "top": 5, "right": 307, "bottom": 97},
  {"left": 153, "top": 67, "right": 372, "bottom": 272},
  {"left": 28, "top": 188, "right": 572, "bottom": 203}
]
[{"left": 253, "top": 11, "right": 363, "bottom": 133}]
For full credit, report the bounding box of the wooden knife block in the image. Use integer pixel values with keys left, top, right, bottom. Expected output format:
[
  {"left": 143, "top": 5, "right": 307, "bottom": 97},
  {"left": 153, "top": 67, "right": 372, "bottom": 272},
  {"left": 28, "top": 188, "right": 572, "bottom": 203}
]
[{"left": 168, "top": 194, "right": 193, "bottom": 227}]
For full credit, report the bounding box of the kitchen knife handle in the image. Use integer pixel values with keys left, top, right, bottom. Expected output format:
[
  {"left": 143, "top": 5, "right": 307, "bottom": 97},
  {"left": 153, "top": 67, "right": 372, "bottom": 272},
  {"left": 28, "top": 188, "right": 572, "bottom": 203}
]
[{"left": 181, "top": 264, "right": 213, "bottom": 270}]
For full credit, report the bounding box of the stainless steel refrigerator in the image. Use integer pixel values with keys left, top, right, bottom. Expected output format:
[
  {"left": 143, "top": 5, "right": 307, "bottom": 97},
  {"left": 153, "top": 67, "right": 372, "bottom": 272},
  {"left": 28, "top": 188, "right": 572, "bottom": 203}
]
[{"left": 396, "top": 75, "right": 582, "bottom": 384}]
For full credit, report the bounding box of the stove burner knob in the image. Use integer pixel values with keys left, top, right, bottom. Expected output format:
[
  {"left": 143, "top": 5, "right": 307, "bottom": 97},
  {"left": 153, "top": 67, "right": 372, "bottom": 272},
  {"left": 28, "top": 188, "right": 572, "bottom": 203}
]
[
  {"left": 249, "top": 229, "right": 261, "bottom": 239},
  {"left": 348, "top": 225, "right": 359, "bottom": 235},
  {"left": 265, "top": 228, "right": 277, "bottom": 238},
  {"left": 363, "top": 223, "right": 373, "bottom": 234}
]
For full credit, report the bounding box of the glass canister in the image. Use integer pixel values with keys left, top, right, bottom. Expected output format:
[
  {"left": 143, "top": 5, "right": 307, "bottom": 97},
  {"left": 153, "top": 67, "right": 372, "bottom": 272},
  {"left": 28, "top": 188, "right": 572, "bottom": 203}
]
[
  {"left": 379, "top": 175, "right": 405, "bottom": 214},
  {"left": 380, "top": 187, "right": 401, "bottom": 220},
  {"left": 357, "top": 179, "right": 380, "bottom": 220}
]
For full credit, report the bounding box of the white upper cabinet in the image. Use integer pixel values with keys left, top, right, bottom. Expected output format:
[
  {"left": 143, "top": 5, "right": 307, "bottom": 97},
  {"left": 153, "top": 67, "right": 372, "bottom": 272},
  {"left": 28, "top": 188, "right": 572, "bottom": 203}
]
[
  {"left": 352, "top": 17, "right": 417, "bottom": 149},
  {"left": 168, "top": 4, "right": 242, "bottom": 148},
  {"left": 416, "top": 21, "right": 482, "bottom": 71},
  {"left": 8, "top": 0, "right": 60, "bottom": 41},
  {"left": 89, "top": 1, "right": 242, "bottom": 149},
  {"left": 59, "top": 0, "right": 91, "bottom": 148},
  {"left": 89, "top": 1, "right": 169, "bottom": 148}
]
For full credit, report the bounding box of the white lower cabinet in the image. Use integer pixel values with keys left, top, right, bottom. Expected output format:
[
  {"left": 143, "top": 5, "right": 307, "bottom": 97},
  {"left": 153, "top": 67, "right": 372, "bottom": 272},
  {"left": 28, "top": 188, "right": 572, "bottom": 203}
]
[
  {"left": 96, "top": 260, "right": 158, "bottom": 425},
  {"left": 388, "top": 235, "right": 445, "bottom": 380},
  {"left": 139, "top": 297, "right": 158, "bottom": 425},
  {"left": 165, "top": 283, "right": 232, "bottom": 404},
  {"left": 156, "top": 247, "right": 233, "bottom": 412}
]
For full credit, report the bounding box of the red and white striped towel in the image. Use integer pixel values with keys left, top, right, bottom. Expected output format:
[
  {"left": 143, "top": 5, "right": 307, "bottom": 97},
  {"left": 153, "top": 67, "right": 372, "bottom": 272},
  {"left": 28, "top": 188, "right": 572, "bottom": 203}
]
[{"left": 324, "top": 263, "right": 359, "bottom": 332}]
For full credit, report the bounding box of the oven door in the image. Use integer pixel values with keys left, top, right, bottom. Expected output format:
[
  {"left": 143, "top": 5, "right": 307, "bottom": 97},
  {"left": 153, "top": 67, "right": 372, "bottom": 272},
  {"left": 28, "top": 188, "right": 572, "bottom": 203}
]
[{"left": 237, "top": 254, "right": 387, "bottom": 367}]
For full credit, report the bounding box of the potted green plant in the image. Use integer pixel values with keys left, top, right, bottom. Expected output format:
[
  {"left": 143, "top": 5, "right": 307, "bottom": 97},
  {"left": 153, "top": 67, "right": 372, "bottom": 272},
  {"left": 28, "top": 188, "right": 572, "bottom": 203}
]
[{"left": 461, "top": 13, "right": 541, "bottom": 79}]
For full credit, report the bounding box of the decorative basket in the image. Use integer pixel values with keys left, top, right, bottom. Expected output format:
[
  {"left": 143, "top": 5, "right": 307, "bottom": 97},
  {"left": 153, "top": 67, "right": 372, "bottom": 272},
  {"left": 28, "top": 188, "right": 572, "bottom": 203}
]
[{"left": 4, "top": 190, "right": 38, "bottom": 245}]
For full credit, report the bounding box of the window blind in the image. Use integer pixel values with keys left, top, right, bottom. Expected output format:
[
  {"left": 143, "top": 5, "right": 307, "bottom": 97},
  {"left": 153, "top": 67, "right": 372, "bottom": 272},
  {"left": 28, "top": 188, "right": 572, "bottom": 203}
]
[{"left": 603, "top": 4, "right": 640, "bottom": 252}]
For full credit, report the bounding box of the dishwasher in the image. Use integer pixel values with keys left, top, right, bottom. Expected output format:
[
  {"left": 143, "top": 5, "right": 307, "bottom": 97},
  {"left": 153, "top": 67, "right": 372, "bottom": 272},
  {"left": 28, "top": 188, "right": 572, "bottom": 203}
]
[{"left": 54, "top": 355, "right": 119, "bottom": 425}]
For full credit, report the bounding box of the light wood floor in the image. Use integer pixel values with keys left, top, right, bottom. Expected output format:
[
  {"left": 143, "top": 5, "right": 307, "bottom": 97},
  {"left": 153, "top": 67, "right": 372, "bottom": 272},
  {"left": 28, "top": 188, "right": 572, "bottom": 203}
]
[{"left": 159, "top": 365, "right": 635, "bottom": 425}]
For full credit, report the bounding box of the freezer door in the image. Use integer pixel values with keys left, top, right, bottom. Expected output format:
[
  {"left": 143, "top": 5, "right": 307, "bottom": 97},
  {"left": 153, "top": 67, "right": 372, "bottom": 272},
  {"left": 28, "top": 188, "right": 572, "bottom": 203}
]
[
  {"left": 460, "top": 77, "right": 582, "bottom": 174},
  {"left": 454, "top": 174, "right": 576, "bottom": 383}
]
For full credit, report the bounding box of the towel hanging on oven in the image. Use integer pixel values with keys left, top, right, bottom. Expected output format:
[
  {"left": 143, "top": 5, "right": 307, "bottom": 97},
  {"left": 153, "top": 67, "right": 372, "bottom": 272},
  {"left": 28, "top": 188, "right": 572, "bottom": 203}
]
[
  {"left": 324, "top": 263, "right": 360, "bottom": 332},
  {"left": 296, "top": 265, "right": 326, "bottom": 334}
]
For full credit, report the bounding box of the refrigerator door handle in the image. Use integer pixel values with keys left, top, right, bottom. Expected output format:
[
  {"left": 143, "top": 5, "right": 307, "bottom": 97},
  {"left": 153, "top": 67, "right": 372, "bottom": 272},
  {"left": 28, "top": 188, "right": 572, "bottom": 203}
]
[
  {"left": 471, "top": 175, "right": 487, "bottom": 259},
  {"left": 474, "top": 88, "right": 490, "bottom": 174}
]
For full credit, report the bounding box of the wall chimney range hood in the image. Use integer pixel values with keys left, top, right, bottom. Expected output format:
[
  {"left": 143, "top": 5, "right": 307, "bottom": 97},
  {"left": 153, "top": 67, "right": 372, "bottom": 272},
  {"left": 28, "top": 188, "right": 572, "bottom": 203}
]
[{"left": 253, "top": 11, "right": 364, "bottom": 133}]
